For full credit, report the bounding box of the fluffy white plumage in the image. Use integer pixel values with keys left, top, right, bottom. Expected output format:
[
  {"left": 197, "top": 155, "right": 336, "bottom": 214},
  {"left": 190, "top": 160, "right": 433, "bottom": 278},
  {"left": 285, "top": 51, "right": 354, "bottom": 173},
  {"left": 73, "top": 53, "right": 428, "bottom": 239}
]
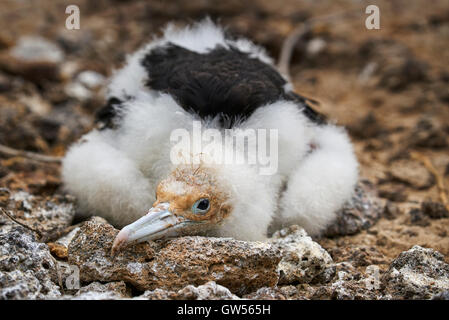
[{"left": 62, "top": 20, "right": 358, "bottom": 242}]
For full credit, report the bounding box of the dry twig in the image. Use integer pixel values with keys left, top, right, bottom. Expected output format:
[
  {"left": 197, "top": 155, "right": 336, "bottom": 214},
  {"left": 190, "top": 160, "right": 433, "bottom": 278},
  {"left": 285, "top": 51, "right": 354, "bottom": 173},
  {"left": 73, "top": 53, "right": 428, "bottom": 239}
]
[
  {"left": 278, "top": 9, "right": 360, "bottom": 79},
  {"left": 0, "top": 207, "right": 44, "bottom": 238},
  {"left": 0, "top": 143, "right": 62, "bottom": 163},
  {"left": 410, "top": 151, "right": 449, "bottom": 212}
]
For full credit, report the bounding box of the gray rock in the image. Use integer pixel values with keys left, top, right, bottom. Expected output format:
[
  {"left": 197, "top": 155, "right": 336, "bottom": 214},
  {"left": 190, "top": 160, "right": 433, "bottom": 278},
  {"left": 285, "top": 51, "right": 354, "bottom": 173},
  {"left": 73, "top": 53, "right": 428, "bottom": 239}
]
[
  {"left": 0, "top": 189, "right": 75, "bottom": 241},
  {"left": 138, "top": 281, "right": 239, "bottom": 300},
  {"left": 64, "top": 70, "right": 105, "bottom": 101},
  {"left": 382, "top": 245, "right": 449, "bottom": 299},
  {"left": 68, "top": 219, "right": 281, "bottom": 295},
  {"left": 432, "top": 290, "right": 449, "bottom": 300},
  {"left": 243, "top": 287, "right": 287, "bottom": 300},
  {"left": 308, "top": 262, "right": 384, "bottom": 300},
  {"left": 64, "top": 82, "right": 93, "bottom": 101},
  {"left": 269, "top": 225, "right": 334, "bottom": 285},
  {"left": 77, "top": 70, "right": 105, "bottom": 90},
  {"left": 10, "top": 36, "right": 64, "bottom": 64},
  {"left": 0, "top": 227, "right": 61, "bottom": 299},
  {"left": 323, "top": 180, "right": 383, "bottom": 237},
  {"left": 71, "top": 281, "right": 130, "bottom": 300}
]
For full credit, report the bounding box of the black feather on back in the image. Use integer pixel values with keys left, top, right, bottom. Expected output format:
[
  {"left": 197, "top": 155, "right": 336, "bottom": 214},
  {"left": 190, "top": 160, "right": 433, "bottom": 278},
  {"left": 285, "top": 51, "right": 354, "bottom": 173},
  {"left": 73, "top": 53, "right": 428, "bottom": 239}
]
[{"left": 95, "top": 42, "right": 325, "bottom": 129}]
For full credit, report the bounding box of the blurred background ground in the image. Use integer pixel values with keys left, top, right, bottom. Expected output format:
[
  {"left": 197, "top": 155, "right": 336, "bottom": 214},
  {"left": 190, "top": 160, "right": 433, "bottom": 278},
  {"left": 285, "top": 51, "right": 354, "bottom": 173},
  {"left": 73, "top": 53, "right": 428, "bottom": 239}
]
[{"left": 0, "top": 0, "right": 448, "bottom": 269}]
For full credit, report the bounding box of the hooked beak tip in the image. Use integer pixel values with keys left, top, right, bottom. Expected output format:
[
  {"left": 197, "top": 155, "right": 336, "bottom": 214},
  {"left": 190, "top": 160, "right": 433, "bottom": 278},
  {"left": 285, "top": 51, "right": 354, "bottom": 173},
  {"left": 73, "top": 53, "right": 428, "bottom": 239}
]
[
  {"left": 111, "top": 228, "right": 129, "bottom": 256},
  {"left": 110, "top": 202, "right": 177, "bottom": 255}
]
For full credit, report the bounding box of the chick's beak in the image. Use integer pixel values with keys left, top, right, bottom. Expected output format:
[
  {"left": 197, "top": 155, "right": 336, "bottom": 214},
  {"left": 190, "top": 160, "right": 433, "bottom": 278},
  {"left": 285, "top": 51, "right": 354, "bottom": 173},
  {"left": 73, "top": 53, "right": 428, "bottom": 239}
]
[{"left": 112, "top": 202, "right": 185, "bottom": 255}]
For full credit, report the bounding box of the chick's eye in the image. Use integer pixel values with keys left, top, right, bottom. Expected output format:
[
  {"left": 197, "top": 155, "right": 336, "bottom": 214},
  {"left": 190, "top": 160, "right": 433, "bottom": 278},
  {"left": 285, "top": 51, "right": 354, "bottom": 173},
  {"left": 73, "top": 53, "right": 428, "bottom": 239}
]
[{"left": 192, "top": 198, "right": 210, "bottom": 215}]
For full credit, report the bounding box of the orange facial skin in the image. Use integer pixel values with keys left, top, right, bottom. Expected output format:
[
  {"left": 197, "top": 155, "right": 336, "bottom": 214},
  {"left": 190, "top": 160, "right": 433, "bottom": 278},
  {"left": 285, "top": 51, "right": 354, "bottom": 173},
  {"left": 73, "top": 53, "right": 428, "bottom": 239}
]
[{"left": 155, "top": 165, "right": 232, "bottom": 224}]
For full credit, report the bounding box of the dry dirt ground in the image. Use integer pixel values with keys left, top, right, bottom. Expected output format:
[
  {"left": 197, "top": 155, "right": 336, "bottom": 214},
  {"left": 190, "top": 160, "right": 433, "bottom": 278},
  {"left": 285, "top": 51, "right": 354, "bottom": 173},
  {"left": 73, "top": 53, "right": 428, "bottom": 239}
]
[{"left": 0, "top": 0, "right": 448, "bottom": 294}]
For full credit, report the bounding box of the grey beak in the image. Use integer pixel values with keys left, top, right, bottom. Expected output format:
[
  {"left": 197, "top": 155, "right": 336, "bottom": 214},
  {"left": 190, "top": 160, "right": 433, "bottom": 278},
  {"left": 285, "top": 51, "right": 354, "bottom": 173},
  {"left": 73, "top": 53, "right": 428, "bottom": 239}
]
[{"left": 111, "top": 202, "right": 183, "bottom": 255}]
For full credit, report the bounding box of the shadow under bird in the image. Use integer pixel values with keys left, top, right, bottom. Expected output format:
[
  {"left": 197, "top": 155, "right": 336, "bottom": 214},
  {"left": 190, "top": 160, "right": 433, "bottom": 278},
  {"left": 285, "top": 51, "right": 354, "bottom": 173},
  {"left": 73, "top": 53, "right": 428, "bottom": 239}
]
[{"left": 62, "top": 19, "right": 359, "bottom": 254}]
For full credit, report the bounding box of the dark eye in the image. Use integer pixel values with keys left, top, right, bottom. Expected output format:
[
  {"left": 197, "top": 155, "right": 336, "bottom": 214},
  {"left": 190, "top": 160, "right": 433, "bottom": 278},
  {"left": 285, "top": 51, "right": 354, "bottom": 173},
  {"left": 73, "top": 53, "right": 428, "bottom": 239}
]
[{"left": 192, "top": 198, "right": 210, "bottom": 215}]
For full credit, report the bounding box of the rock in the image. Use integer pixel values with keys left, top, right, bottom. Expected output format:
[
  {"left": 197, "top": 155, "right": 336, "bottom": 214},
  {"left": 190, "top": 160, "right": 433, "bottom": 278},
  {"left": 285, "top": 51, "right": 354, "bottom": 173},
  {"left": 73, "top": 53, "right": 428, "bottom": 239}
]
[
  {"left": 67, "top": 219, "right": 156, "bottom": 288},
  {"left": 0, "top": 227, "right": 61, "bottom": 299},
  {"left": 308, "top": 262, "right": 384, "bottom": 300},
  {"left": 381, "top": 58, "right": 428, "bottom": 91},
  {"left": 359, "top": 39, "right": 428, "bottom": 91},
  {"left": 76, "top": 71, "right": 105, "bottom": 90},
  {"left": 327, "top": 245, "right": 387, "bottom": 267},
  {"left": 278, "top": 285, "right": 299, "bottom": 299},
  {"left": 48, "top": 217, "right": 110, "bottom": 260},
  {"left": 378, "top": 184, "right": 407, "bottom": 202},
  {"left": 347, "top": 113, "right": 384, "bottom": 139},
  {"left": 47, "top": 227, "right": 80, "bottom": 259},
  {"left": 243, "top": 287, "right": 286, "bottom": 300},
  {"left": 382, "top": 201, "right": 402, "bottom": 220},
  {"left": 64, "top": 70, "right": 106, "bottom": 101},
  {"left": 407, "top": 119, "right": 448, "bottom": 149},
  {"left": 72, "top": 281, "right": 130, "bottom": 300},
  {"left": 269, "top": 225, "right": 334, "bottom": 285},
  {"left": 432, "top": 290, "right": 449, "bottom": 300},
  {"left": 0, "top": 36, "right": 64, "bottom": 83},
  {"left": 138, "top": 281, "right": 239, "bottom": 300},
  {"left": 382, "top": 245, "right": 449, "bottom": 299},
  {"left": 64, "top": 82, "right": 93, "bottom": 101},
  {"left": 306, "top": 38, "right": 327, "bottom": 57},
  {"left": 135, "top": 288, "right": 176, "bottom": 300},
  {"left": 388, "top": 159, "right": 435, "bottom": 189},
  {"left": 10, "top": 36, "right": 64, "bottom": 64},
  {"left": 0, "top": 189, "right": 75, "bottom": 240},
  {"left": 421, "top": 201, "right": 449, "bottom": 219},
  {"left": 176, "top": 281, "right": 239, "bottom": 300},
  {"left": 323, "top": 180, "right": 383, "bottom": 237},
  {"left": 47, "top": 242, "right": 69, "bottom": 260},
  {"left": 68, "top": 219, "right": 281, "bottom": 295},
  {"left": 408, "top": 208, "right": 430, "bottom": 227},
  {"left": 71, "top": 290, "right": 124, "bottom": 300},
  {"left": 150, "top": 237, "right": 280, "bottom": 295}
]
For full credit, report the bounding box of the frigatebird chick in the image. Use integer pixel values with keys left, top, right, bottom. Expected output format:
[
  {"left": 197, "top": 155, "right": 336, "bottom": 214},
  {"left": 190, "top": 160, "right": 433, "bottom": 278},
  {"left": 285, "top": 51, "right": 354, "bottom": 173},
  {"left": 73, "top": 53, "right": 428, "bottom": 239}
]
[{"left": 62, "top": 20, "right": 358, "bottom": 253}]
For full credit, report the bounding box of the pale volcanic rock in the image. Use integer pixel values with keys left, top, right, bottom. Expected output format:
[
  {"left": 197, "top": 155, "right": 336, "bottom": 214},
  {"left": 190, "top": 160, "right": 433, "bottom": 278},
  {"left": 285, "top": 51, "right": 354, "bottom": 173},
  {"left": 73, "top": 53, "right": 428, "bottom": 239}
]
[
  {"left": 307, "top": 262, "right": 384, "bottom": 300},
  {"left": 67, "top": 219, "right": 156, "bottom": 289},
  {"left": 64, "top": 70, "right": 106, "bottom": 102},
  {"left": 269, "top": 225, "right": 334, "bottom": 285},
  {"left": 0, "top": 189, "right": 75, "bottom": 240},
  {"left": 138, "top": 281, "right": 239, "bottom": 300},
  {"left": 48, "top": 216, "right": 109, "bottom": 259},
  {"left": 72, "top": 281, "right": 131, "bottom": 300},
  {"left": 150, "top": 237, "right": 281, "bottom": 295},
  {"left": 243, "top": 287, "right": 287, "bottom": 300},
  {"left": 10, "top": 36, "right": 64, "bottom": 64},
  {"left": 0, "top": 227, "right": 61, "bottom": 299},
  {"left": 0, "top": 36, "right": 64, "bottom": 83},
  {"left": 68, "top": 219, "right": 281, "bottom": 295},
  {"left": 382, "top": 245, "right": 449, "bottom": 299}
]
